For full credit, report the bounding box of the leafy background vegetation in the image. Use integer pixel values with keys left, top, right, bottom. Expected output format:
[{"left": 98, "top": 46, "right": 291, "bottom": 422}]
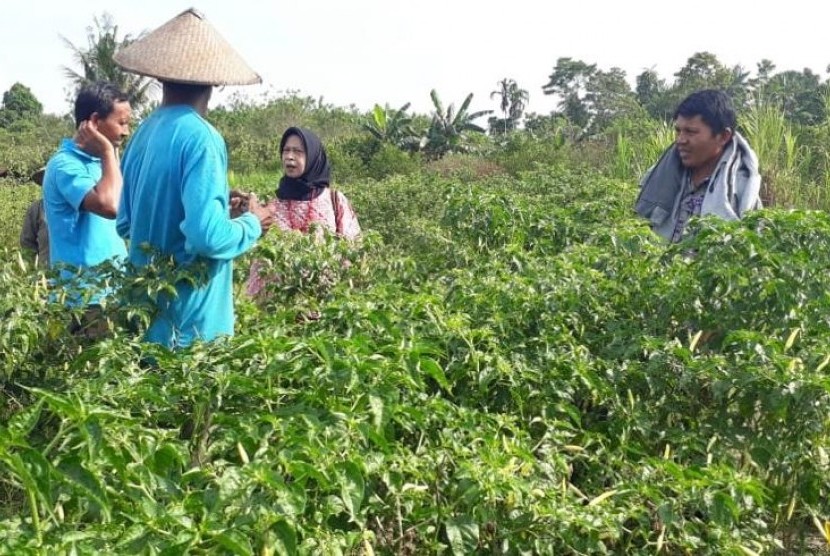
[{"left": 1, "top": 13, "right": 830, "bottom": 556}]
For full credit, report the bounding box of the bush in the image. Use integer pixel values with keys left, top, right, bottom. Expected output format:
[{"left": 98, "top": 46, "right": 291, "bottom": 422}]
[
  {"left": 210, "top": 93, "right": 365, "bottom": 175},
  {"left": 326, "top": 139, "right": 368, "bottom": 185},
  {"left": 425, "top": 153, "right": 505, "bottom": 182},
  {"left": 365, "top": 143, "right": 422, "bottom": 180},
  {"left": 0, "top": 183, "right": 40, "bottom": 254},
  {"left": 0, "top": 115, "right": 70, "bottom": 182}
]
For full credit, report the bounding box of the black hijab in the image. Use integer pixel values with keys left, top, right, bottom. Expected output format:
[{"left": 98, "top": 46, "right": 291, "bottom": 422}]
[{"left": 276, "top": 127, "right": 331, "bottom": 201}]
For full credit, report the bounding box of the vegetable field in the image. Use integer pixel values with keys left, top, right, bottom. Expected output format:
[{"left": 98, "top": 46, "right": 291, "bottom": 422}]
[{"left": 1, "top": 166, "right": 829, "bottom": 554}]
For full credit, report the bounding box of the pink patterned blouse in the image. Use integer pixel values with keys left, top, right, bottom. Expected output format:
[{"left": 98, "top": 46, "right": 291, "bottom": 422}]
[{"left": 245, "top": 189, "right": 360, "bottom": 296}]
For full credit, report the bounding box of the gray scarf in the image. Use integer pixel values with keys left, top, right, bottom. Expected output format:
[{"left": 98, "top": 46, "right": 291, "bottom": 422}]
[{"left": 635, "top": 132, "right": 762, "bottom": 241}]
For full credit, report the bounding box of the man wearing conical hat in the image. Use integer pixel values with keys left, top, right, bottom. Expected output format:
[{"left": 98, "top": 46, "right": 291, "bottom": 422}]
[{"left": 114, "top": 9, "right": 274, "bottom": 348}]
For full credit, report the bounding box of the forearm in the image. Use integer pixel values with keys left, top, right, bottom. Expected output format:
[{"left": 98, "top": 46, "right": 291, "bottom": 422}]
[
  {"left": 93, "top": 149, "right": 123, "bottom": 216},
  {"left": 80, "top": 147, "right": 122, "bottom": 218},
  {"left": 183, "top": 210, "right": 262, "bottom": 260}
]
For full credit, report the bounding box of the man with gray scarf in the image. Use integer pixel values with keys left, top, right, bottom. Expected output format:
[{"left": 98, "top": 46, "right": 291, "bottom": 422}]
[{"left": 635, "top": 89, "right": 762, "bottom": 242}]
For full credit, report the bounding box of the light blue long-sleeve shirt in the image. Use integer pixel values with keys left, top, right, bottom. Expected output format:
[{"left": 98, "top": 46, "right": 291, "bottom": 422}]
[{"left": 118, "top": 105, "right": 261, "bottom": 348}]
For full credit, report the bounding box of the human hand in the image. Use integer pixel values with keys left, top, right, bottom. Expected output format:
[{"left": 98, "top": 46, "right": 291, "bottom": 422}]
[
  {"left": 75, "top": 119, "right": 115, "bottom": 158},
  {"left": 229, "top": 189, "right": 250, "bottom": 218},
  {"left": 248, "top": 193, "right": 275, "bottom": 233}
]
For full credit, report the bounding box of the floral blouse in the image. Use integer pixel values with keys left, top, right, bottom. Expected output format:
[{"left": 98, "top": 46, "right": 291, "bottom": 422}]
[{"left": 245, "top": 189, "right": 360, "bottom": 296}]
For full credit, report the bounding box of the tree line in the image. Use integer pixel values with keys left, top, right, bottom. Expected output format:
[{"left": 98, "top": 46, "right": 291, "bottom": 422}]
[{"left": 4, "top": 13, "right": 830, "bottom": 213}]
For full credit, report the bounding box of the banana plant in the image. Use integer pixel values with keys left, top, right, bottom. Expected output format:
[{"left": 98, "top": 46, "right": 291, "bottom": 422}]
[
  {"left": 362, "top": 102, "right": 421, "bottom": 151},
  {"left": 424, "top": 89, "right": 492, "bottom": 158}
]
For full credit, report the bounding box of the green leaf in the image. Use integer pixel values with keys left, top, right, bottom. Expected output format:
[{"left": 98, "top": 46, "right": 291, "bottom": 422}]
[
  {"left": 57, "top": 456, "right": 111, "bottom": 521},
  {"left": 710, "top": 491, "right": 739, "bottom": 526},
  {"left": 151, "top": 443, "right": 187, "bottom": 476},
  {"left": 339, "top": 460, "right": 365, "bottom": 522},
  {"left": 26, "top": 387, "right": 80, "bottom": 419},
  {"left": 445, "top": 515, "right": 479, "bottom": 555},
  {"left": 6, "top": 400, "right": 43, "bottom": 442},
  {"left": 372, "top": 104, "right": 387, "bottom": 130},
  {"left": 286, "top": 460, "right": 329, "bottom": 486},
  {"left": 61, "top": 530, "right": 104, "bottom": 542},
  {"left": 419, "top": 357, "right": 451, "bottom": 392},
  {"left": 82, "top": 417, "right": 103, "bottom": 457},
  {"left": 657, "top": 502, "right": 675, "bottom": 525},
  {"left": 215, "top": 530, "right": 253, "bottom": 556},
  {"left": 270, "top": 520, "right": 297, "bottom": 556},
  {"left": 368, "top": 393, "right": 385, "bottom": 432},
  {"left": 20, "top": 448, "right": 54, "bottom": 509},
  {"left": 116, "top": 524, "right": 151, "bottom": 553}
]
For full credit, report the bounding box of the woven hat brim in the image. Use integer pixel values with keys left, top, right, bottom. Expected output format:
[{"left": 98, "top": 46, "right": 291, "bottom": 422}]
[{"left": 113, "top": 9, "right": 261, "bottom": 86}]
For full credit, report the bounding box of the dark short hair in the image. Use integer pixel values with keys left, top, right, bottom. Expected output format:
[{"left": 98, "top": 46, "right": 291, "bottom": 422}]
[
  {"left": 74, "top": 81, "right": 130, "bottom": 127},
  {"left": 673, "top": 89, "right": 736, "bottom": 135}
]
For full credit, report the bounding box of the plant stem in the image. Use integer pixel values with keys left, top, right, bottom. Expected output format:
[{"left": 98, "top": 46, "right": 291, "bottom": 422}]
[{"left": 27, "top": 487, "right": 42, "bottom": 545}]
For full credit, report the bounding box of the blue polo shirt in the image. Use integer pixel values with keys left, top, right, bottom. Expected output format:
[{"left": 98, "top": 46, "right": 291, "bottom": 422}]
[{"left": 42, "top": 138, "right": 127, "bottom": 302}]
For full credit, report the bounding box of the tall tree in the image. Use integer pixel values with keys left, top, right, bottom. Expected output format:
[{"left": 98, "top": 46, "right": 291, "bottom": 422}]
[
  {"left": 748, "top": 59, "right": 777, "bottom": 101},
  {"left": 635, "top": 68, "right": 671, "bottom": 120},
  {"left": 724, "top": 64, "right": 752, "bottom": 111},
  {"left": 543, "top": 58, "right": 637, "bottom": 135},
  {"left": 664, "top": 51, "right": 751, "bottom": 111},
  {"left": 489, "top": 78, "right": 529, "bottom": 134},
  {"left": 542, "top": 57, "right": 597, "bottom": 128},
  {"left": 672, "top": 52, "right": 734, "bottom": 91},
  {"left": 582, "top": 67, "right": 640, "bottom": 133},
  {"left": 630, "top": 52, "right": 750, "bottom": 123},
  {"left": 0, "top": 83, "right": 43, "bottom": 128},
  {"left": 762, "top": 69, "right": 826, "bottom": 126},
  {"left": 62, "top": 13, "right": 157, "bottom": 112}
]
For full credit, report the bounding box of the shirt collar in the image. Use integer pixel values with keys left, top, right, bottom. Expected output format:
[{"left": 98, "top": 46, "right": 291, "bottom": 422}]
[
  {"left": 683, "top": 169, "right": 711, "bottom": 193},
  {"left": 60, "top": 137, "right": 100, "bottom": 162}
]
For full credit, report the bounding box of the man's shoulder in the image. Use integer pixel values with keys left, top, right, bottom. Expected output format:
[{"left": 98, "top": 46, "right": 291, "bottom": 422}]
[
  {"left": 46, "top": 141, "right": 96, "bottom": 174},
  {"left": 154, "top": 106, "right": 220, "bottom": 134},
  {"left": 156, "top": 109, "right": 224, "bottom": 149}
]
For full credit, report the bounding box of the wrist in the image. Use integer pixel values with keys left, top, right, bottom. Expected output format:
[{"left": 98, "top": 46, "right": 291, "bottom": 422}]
[{"left": 99, "top": 145, "right": 118, "bottom": 161}]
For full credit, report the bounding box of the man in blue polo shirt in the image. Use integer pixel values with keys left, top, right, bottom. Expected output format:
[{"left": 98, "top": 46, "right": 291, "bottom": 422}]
[{"left": 42, "top": 81, "right": 132, "bottom": 332}]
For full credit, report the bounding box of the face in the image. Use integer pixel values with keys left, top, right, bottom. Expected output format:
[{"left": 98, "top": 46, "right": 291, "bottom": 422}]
[
  {"left": 93, "top": 101, "right": 132, "bottom": 149},
  {"left": 281, "top": 134, "right": 307, "bottom": 178},
  {"left": 674, "top": 114, "right": 731, "bottom": 173}
]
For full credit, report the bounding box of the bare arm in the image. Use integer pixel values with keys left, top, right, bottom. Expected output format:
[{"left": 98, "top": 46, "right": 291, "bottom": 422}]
[{"left": 76, "top": 120, "right": 122, "bottom": 219}]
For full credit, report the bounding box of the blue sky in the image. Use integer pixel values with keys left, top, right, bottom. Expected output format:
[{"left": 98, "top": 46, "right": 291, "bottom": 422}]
[{"left": 2, "top": 0, "right": 827, "bottom": 118}]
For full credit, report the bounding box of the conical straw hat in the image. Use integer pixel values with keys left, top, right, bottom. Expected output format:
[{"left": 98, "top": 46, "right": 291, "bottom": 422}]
[{"left": 114, "top": 8, "right": 261, "bottom": 86}]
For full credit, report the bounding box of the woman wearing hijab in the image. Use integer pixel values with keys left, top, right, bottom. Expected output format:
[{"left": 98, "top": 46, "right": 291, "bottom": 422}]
[{"left": 245, "top": 127, "right": 360, "bottom": 297}]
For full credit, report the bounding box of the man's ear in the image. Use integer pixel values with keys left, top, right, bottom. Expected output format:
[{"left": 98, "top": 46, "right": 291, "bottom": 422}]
[{"left": 719, "top": 127, "right": 734, "bottom": 147}]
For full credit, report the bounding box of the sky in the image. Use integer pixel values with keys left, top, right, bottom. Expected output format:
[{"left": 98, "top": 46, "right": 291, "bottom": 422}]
[{"left": 1, "top": 0, "right": 828, "bottom": 119}]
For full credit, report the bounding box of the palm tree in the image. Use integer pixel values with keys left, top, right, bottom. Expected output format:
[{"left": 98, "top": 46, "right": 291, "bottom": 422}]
[
  {"left": 508, "top": 87, "right": 529, "bottom": 122},
  {"left": 424, "top": 89, "right": 492, "bottom": 158},
  {"left": 491, "top": 78, "right": 512, "bottom": 133},
  {"left": 490, "top": 78, "right": 529, "bottom": 134},
  {"left": 62, "top": 13, "right": 157, "bottom": 113}
]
